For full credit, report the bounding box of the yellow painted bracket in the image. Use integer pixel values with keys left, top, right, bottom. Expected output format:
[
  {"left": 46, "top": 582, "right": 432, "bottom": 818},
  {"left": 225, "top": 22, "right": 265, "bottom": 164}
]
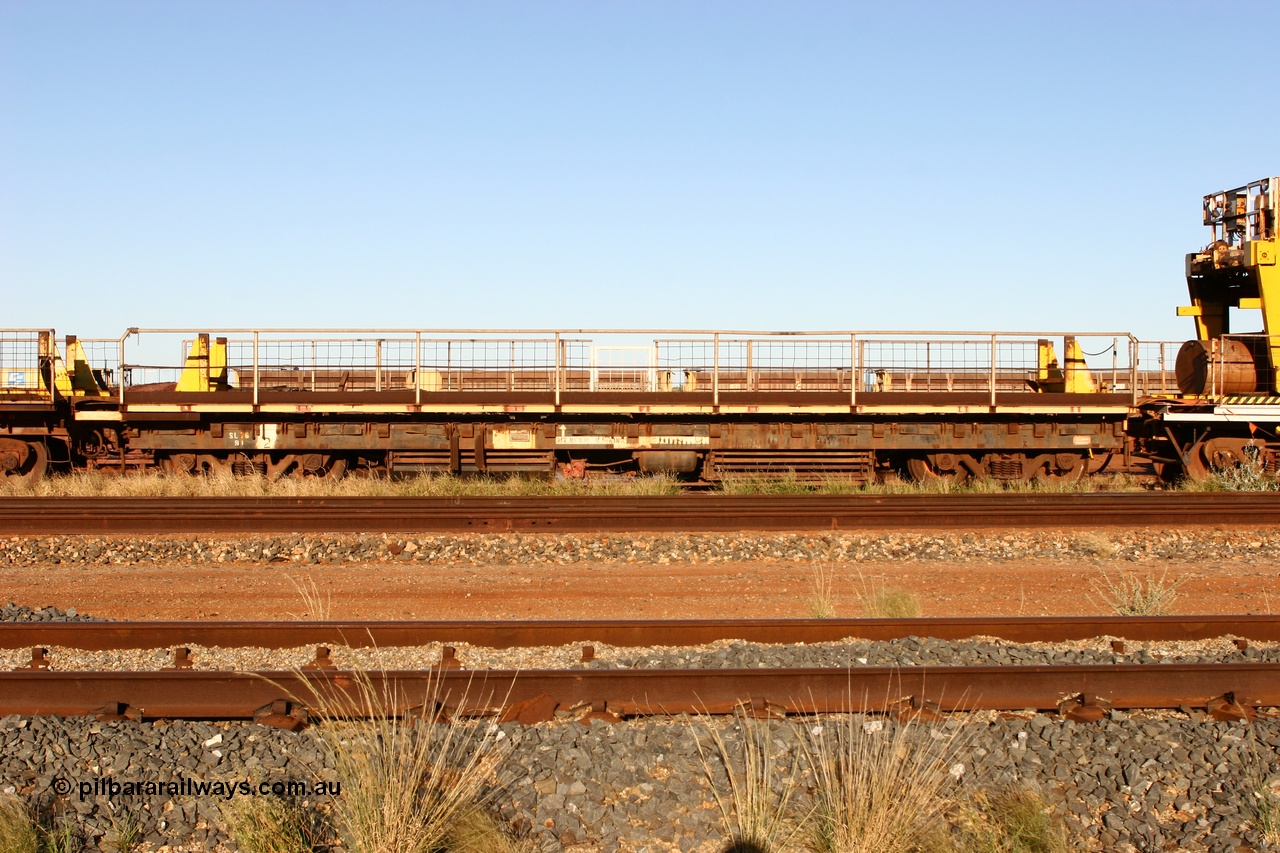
[
  {"left": 64, "top": 337, "right": 106, "bottom": 396},
  {"left": 175, "top": 334, "right": 229, "bottom": 392},
  {"left": 1252, "top": 240, "right": 1277, "bottom": 266},
  {"left": 1063, "top": 337, "right": 1097, "bottom": 394},
  {"left": 1036, "top": 339, "right": 1065, "bottom": 392}
]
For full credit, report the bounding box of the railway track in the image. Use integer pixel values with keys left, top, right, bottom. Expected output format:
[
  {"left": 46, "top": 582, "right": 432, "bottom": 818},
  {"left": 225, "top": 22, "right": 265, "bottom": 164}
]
[
  {"left": 1, "top": 492, "right": 1279, "bottom": 535},
  {"left": 6, "top": 664, "right": 1278, "bottom": 723},
  {"left": 5, "top": 617, "right": 1277, "bottom": 723},
  {"left": 4, "top": 615, "right": 1280, "bottom": 650}
]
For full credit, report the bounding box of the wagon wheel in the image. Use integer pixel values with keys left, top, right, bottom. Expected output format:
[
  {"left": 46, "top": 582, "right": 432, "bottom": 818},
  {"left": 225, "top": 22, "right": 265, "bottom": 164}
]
[
  {"left": 1172, "top": 438, "right": 1254, "bottom": 484},
  {"left": 266, "top": 453, "right": 349, "bottom": 481},
  {"left": 1186, "top": 438, "right": 1270, "bottom": 484},
  {"left": 159, "top": 453, "right": 198, "bottom": 475},
  {"left": 905, "top": 453, "right": 975, "bottom": 485},
  {"left": 318, "top": 456, "right": 349, "bottom": 479},
  {"left": 195, "top": 454, "right": 234, "bottom": 477},
  {"left": 0, "top": 439, "right": 48, "bottom": 487},
  {"left": 294, "top": 453, "right": 348, "bottom": 479},
  {"left": 1033, "top": 453, "right": 1087, "bottom": 486}
]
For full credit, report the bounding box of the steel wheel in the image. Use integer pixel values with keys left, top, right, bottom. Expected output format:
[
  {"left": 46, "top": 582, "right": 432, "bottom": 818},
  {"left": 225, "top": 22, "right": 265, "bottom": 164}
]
[
  {"left": 905, "top": 453, "right": 975, "bottom": 485},
  {"left": 1033, "top": 453, "right": 1087, "bottom": 485},
  {"left": 159, "top": 453, "right": 197, "bottom": 475},
  {"left": 266, "top": 453, "right": 350, "bottom": 481},
  {"left": 0, "top": 439, "right": 48, "bottom": 487}
]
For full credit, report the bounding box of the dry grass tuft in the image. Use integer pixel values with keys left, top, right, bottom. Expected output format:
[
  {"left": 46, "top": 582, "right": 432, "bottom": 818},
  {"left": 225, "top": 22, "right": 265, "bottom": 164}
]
[
  {"left": 807, "top": 563, "right": 839, "bottom": 619},
  {"left": 287, "top": 576, "right": 332, "bottom": 621},
  {"left": 1075, "top": 533, "right": 1116, "bottom": 559},
  {"left": 2, "top": 470, "right": 683, "bottom": 499},
  {"left": 38, "top": 822, "right": 78, "bottom": 853},
  {"left": 299, "top": 668, "right": 510, "bottom": 853},
  {"left": 693, "top": 715, "right": 804, "bottom": 852},
  {"left": 221, "top": 794, "right": 319, "bottom": 853},
  {"left": 856, "top": 572, "right": 921, "bottom": 619},
  {"left": 102, "top": 811, "right": 142, "bottom": 853},
  {"left": 1089, "top": 569, "right": 1184, "bottom": 616},
  {"left": 1242, "top": 723, "right": 1280, "bottom": 847},
  {"left": 801, "top": 713, "right": 968, "bottom": 853},
  {"left": 717, "top": 473, "right": 815, "bottom": 495},
  {"left": 4, "top": 465, "right": 1160, "bottom": 498},
  {"left": 442, "top": 805, "right": 535, "bottom": 853},
  {"left": 947, "top": 786, "right": 1069, "bottom": 853},
  {"left": 0, "top": 795, "right": 38, "bottom": 853}
]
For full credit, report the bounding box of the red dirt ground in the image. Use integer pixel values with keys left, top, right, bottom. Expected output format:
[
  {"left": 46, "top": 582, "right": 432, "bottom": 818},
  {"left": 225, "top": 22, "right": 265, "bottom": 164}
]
[{"left": 6, "top": 555, "right": 1277, "bottom": 621}]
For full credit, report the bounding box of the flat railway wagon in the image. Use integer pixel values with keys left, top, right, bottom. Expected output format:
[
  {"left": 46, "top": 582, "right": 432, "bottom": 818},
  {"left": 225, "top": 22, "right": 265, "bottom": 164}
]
[
  {"left": 0, "top": 326, "right": 1144, "bottom": 486},
  {"left": 5, "top": 176, "right": 1280, "bottom": 488}
]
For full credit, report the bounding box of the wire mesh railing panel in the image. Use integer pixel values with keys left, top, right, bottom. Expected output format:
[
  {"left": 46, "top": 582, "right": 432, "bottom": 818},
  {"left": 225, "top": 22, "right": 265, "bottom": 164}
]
[
  {"left": 75, "top": 340, "right": 121, "bottom": 391},
  {"left": 0, "top": 331, "right": 47, "bottom": 397},
  {"left": 558, "top": 340, "right": 596, "bottom": 392},
  {"left": 733, "top": 338, "right": 852, "bottom": 392},
  {"left": 588, "top": 346, "right": 656, "bottom": 392},
  {"left": 419, "top": 339, "right": 562, "bottom": 392},
  {"left": 235, "top": 338, "right": 420, "bottom": 392},
  {"left": 656, "top": 340, "right": 714, "bottom": 390},
  {"left": 112, "top": 328, "right": 1144, "bottom": 401},
  {"left": 1134, "top": 342, "right": 1182, "bottom": 395},
  {"left": 859, "top": 339, "right": 1004, "bottom": 392},
  {"left": 1072, "top": 336, "right": 1129, "bottom": 392}
]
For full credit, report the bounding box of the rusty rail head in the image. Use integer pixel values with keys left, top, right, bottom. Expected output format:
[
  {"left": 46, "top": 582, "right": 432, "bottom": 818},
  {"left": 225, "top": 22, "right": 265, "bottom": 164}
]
[
  {"left": 3, "top": 615, "right": 1280, "bottom": 651},
  {"left": 3, "top": 664, "right": 1279, "bottom": 722},
  {"left": 0, "top": 493, "right": 1278, "bottom": 535}
]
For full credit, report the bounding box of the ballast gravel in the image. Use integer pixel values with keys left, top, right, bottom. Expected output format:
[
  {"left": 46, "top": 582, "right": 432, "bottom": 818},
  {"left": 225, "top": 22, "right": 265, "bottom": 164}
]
[
  {"left": 2, "top": 636, "right": 1277, "bottom": 674},
  {"left": 2, "top": 528, "right": 1278, "bottom": 568},
  {"left": 0, "top": 602, "right": 103, "bottom": 622},
  {"left": 1, "top": 711, "right": 1277, "bottom": 853}
]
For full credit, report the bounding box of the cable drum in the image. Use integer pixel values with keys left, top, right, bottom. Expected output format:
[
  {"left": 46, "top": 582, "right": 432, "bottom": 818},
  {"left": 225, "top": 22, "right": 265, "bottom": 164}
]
[{"left": 1175, "top": 338, "right": 1259, "bottom": 394}]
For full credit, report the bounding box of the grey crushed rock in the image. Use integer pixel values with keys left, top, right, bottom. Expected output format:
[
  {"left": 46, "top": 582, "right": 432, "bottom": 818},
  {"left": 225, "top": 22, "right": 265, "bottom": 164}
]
[
  {"left": 1, "top": 712, "right": 1277, "bottom": 852},
  {"left": 0, "top": 602, "right": 104, "bottom": 622},
  {"left": 0, "top": 528, "right": 1274, "bottom": 567},
  {"left": 3, "top": 636, "right": 1277, "bottom": 673}
]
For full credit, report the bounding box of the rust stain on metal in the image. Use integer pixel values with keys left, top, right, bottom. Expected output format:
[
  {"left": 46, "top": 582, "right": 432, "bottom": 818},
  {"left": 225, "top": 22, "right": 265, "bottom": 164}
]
[
  {"left": 0, "top": 493, "right": 1277, "bottom": 535},
  {"left": 2, "top": 664, "right": 1277, "bottom": 722},
  {"left": 6, "top": 615, "right": 1280, "bottom": 652}
]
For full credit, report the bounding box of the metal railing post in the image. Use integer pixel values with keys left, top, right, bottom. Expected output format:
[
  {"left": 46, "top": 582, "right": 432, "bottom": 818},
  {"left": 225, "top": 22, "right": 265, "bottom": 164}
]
[
  {"left": 989, "top": 334, "right": 998, "bottom": 408},
  {"left": 415, "top": 331, "right": 422, "bottom": 406},
  {"left": 1111, "top": 337, "right": 1117, "bottom": 392},
  {"left": 1129, "top": 337, "right": 1137, "bottom": 405},
  {"left": 554, "top": 332, "right": 561, "bottom": 407},
  {"left": 850, "top": 333, "right": 857, "bottom": 408},
  {"left": 713, "top": 332, "right": 720, "bottom": 408},
  {"left": 252, "top": 331, "right": 260, "bottom": 408},
  {"left": 118, "top": 331, "right": 131, "bottom": 407}
]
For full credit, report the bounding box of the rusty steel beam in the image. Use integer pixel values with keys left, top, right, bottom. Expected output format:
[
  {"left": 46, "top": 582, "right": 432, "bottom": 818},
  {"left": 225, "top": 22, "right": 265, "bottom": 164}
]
[
  {"left": 0, "top": 493, "right": 1278, "bottom": 535},
  {"left": 3, "top": 615, "right": 1280, "bottom": 651},
  {"left": 3, "top": 664, "right": 1279, "bottom": 720}
]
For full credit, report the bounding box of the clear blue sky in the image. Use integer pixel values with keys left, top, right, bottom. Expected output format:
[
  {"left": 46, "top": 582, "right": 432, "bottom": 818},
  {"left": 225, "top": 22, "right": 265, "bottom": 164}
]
[{"left": 3, "top": 1, "right": 1276, "bottom": 341}]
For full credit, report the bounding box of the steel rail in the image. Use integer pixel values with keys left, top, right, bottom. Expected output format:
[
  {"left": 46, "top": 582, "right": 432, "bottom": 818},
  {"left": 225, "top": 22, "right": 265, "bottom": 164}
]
[
  {"left": 4, "top": 664, "right": 1278, "bottom": 721},
  {"left": 4, "top": 615, "right": 1280, "bottom": 651},
  {"left": 0, "top": 493, "right": 1278, "bottom": 535}
]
